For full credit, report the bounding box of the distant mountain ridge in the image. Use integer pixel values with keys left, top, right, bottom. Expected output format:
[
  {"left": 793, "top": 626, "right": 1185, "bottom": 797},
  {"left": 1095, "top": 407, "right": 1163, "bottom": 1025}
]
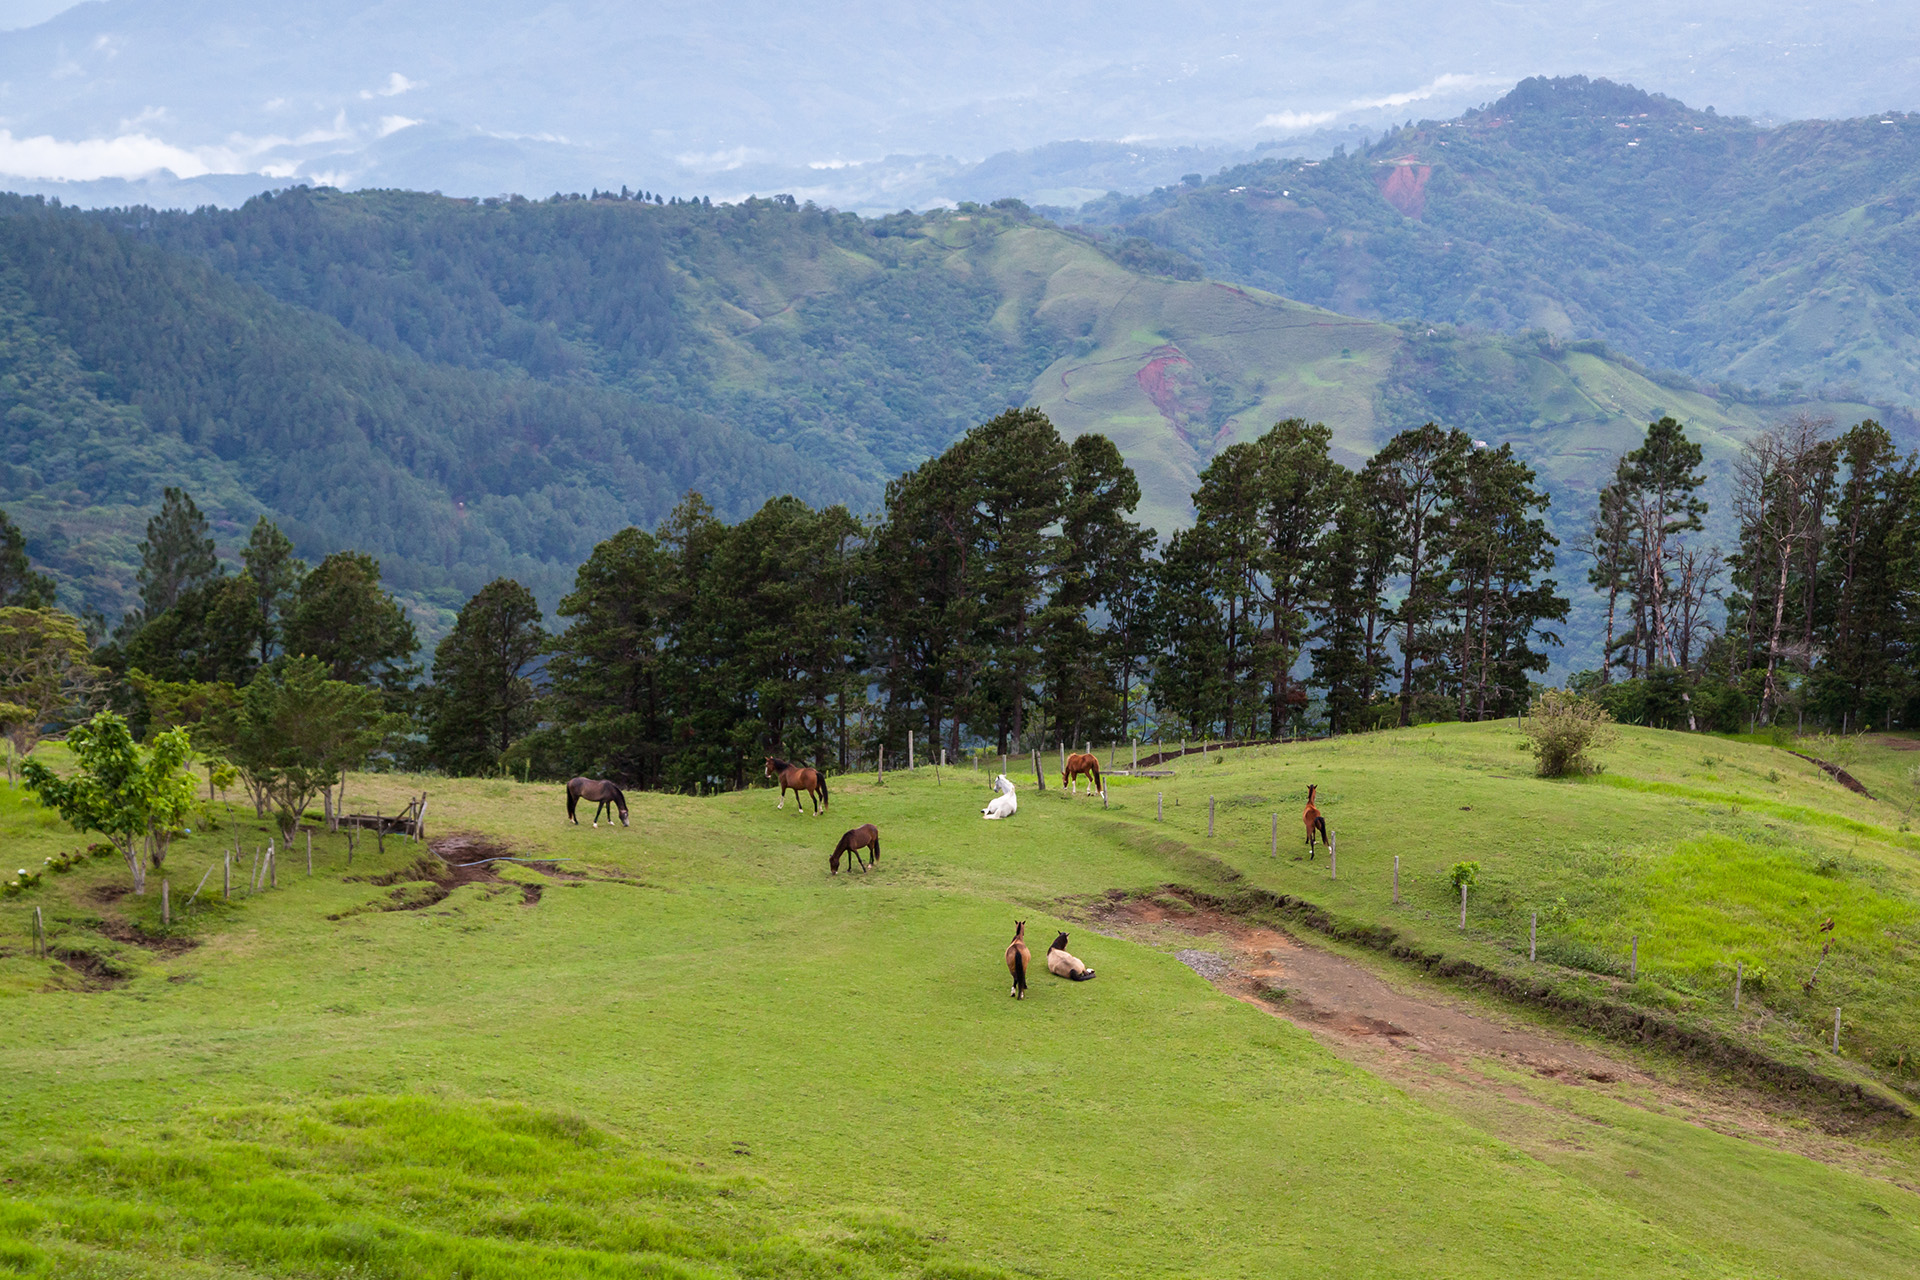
[
  {"left": 1074, "top": 76, "right": 1920, "bottom": 408},
  {"left": 0, "top": 184, "right": 1886, "bottom": 681}
]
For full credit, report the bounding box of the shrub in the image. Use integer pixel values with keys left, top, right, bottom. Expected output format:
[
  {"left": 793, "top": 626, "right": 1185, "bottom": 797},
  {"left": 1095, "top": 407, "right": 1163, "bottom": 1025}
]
[
  {"left": 1448, "top": 861, "right": 1480, "bottom": 891},
  {"left": 1519, "top": 688, "right": 1617, "bottom": 777}
]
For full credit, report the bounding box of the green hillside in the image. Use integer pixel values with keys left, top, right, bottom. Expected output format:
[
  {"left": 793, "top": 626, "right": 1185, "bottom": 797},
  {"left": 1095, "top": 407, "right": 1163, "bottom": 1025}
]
[
  {"left": 3, "top": 725, "right": 1919, "bottom": 1275},
  {"left": 1074, "top": 75, "right": 1920, "bottom": 410},
  {"left": 0, "top": 186, "right": 1883, "bottom": 645}
]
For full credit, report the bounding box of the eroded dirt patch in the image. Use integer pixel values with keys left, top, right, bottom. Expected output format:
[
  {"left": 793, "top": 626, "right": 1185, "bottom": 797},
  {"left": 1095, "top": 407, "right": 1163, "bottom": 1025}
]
[
  {"left": 98, "top": 919, "right": 199, "bottom": 957},
  {"left": 330, "top": 834, "right": 544, "bottom": 917},
  {"left": 50, "top": 948, "right": 131, "bottom": 990},
  {"left": 85, "top": 883, "right": 129, "bottom": 906},
  {"left": 1085, "top": 887, "right": 1918, "bottom": 1188}
]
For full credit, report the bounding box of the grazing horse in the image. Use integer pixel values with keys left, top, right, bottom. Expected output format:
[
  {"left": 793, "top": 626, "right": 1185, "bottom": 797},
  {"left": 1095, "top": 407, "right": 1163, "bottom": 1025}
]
[
  {"left": 1303, "top": 783, "right": 1328, "bottom": 859},
  {"left": 566, "top": 777, "right": 629, "bottom": 828},
  {"left": 1062, "top": 752, "right": 1103, "bottom": 796},
  {"left": 765, "top": 757, "right": 829, "bottom": 815},
  {"left": 1046, "top": 931, "right": 1095, "bottom": 981},
  {"left": 1006, "top": 920, "right": 1030, "bottom": 999},
  {"left": 982, "top": 773, "right": 1018, "bottom": 820},
  {"left": 830, "top": 823, "right": 880, "bottom": 874}
]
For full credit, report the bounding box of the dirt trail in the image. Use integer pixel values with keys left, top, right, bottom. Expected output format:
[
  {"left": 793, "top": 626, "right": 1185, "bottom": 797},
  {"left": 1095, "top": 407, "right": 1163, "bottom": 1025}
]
[{"left": 1085, "top": 889, "right": 1917, "bottom": 1188}]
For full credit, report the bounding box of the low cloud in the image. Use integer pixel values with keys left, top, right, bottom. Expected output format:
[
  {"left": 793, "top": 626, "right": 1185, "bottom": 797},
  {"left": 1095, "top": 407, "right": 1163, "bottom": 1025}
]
[
  {"left": 1258, "top": 109, "right": 1338, "bottom": 131},
  {"left": 360, "top": 71, "right": 421, "bottom": 100},
  {"left": 1352, "top": 73, "right": 1499, "bottom": 111},
  {"left": 0, "top": 129, "right": 215, "bottom": 179},
  {"left": 377, "top": 115, "right": 419, "bottom": 138}
]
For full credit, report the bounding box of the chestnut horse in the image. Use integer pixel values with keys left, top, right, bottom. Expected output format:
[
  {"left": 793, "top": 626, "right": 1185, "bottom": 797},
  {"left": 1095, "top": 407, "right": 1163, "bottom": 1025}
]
[
  {"left": 567, "top": 778, "right": 629, "bottom": 827},
  {"left": 1303, "top": 783, "right": 1328, "bottom": 859},
  {"left": 830, "top": 823, "right": 880, "bottom": 874},
  {"left": 765, "top": 757, "right": 829, "bottom": 814},
  {"left": 1062, "top": 751, "right": 1103, "bottom": 796},
  {"left": 1005, "top": 920, "right": 1030, "bottom": 999}
]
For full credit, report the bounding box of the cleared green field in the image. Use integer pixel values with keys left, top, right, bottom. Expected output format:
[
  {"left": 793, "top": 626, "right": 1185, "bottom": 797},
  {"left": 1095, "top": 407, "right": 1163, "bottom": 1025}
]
[{"left": 1, "top": 726, "right": 1918, "bottom": 1277}]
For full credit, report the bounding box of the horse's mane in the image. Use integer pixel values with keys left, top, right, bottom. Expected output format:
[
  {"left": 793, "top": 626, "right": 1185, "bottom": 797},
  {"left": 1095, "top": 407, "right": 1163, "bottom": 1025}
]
[{"left": 767, "top": 756, "right": 791, "bottom": 771}]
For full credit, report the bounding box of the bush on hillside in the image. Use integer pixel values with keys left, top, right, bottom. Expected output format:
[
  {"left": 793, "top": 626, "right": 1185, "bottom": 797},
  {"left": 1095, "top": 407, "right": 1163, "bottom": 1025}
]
[{"left": 1520, "top": 688, "right": 1617, "bottom": 778}]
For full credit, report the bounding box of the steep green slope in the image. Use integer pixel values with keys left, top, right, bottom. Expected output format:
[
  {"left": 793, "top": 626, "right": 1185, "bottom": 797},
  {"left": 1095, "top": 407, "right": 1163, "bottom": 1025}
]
[{"left": 1074, "top": 76, "right": 1920, "bottom": 408}]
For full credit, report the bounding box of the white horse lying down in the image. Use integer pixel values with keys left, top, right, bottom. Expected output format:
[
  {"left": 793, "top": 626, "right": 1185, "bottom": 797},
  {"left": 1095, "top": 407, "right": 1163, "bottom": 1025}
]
[
  {"left": 982, "top": 773, "right": 1018, "bottom": 820},
  {"left": 1047, "top": 931, "right": 1095, "bottom": 981}
]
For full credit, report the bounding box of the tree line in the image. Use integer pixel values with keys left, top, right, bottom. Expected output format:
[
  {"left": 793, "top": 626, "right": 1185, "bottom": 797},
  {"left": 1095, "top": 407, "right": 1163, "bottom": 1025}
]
[
  {"left": 1579, "top": 414, "right": 1920, "bottom": 734},
  {"left": 14, "top": 406, "right": 1913, "bottom": 810}
]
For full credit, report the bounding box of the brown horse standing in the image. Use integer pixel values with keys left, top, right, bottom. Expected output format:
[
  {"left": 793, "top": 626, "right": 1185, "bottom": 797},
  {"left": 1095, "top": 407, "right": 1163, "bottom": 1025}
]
[
  {"left": 566, "top": 777, "right": 629, "bottom": 827},
  {"left": 1005, "top": 920, "right": 1030, "bottom": 999},
  {"left": 765, "top": 757, "right": 829, "bottom": 815},
  {"left": 830, "top": 823, "right": 880, "bottom": 874},
  {"left": 1303, "top": 783, "right": 1328, "bottom": 859},
  {"left": 1062, "top": 752, "right": 1103, "bottom": 796}
]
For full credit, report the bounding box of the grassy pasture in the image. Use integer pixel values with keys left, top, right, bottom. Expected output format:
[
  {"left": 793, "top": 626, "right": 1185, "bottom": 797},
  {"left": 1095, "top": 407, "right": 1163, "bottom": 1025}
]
[{"left": 0, "top": 728, "right": 1917, "bottom": 1277}]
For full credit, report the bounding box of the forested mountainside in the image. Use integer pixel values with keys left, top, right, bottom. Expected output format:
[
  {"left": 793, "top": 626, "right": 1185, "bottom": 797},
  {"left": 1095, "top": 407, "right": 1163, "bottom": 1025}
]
[
  {"left": 0, "top": 183, "right": 1887, "bottom": 653},
  {"left": 1075, "top": 76, "right": 1920, "bottom": 407}
]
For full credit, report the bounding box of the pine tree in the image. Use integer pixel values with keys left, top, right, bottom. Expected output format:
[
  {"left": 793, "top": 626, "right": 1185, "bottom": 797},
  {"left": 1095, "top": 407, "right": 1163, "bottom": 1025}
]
[
  {"left": 282, "top": 552, "right": 419, "bottom": 691},
  {"left": 0, "top": 508, "right": 56, "bottom": 608},
  {"left": 1364, "top": 424, "right": 1471, "bottom": 726},
  {"left": 240, "top": 517, "right": 305, "bottom": 666},
  {"left": 135, "top": 488, "right": 219, "bottom": 622},
  {"left": 425, "top": 578, "right": 547, "bottom": 775}
]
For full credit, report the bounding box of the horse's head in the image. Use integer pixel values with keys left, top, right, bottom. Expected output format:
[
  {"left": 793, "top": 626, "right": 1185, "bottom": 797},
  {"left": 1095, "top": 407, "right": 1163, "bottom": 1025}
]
[
  {"left": 1051, "top": 931, "right": 1069, "bottom": 952},
  {"left": 618, "top": 803, "right": 630, "bottom": 827},
  {"left": 1306, "top": 784, "right": 1317, "bottom": 804},
  {"left": 764, "top": 757, "right": 776, "bottom": 777},
  {"left": 1012, "top": 920, "right": 1026, "bottom": 941}
]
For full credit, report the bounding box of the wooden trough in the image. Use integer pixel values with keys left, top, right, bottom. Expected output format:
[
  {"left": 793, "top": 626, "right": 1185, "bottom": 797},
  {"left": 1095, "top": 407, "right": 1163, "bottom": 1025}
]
[{"left": 339, "top": 793, "right": 429, "bottom": 840}]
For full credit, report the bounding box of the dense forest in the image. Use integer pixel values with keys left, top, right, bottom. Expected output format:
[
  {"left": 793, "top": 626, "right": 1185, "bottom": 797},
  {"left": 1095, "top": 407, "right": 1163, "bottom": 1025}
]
[
  {"left": 13, "top": 399, "right": 1908, "bottom": 802},
  {"left": 1075, "top": 76, "right": 1920, "bottom": 408}
]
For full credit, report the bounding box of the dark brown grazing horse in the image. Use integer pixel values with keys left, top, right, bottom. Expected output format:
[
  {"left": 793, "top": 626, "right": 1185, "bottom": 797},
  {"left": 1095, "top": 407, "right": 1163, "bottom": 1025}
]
[
  {"left": 1006, "top": 920, "right": 1030, "bottom": 1000},
  {"left": 1302, "top": 783, "right": 1328, "bottom": 859},
  {"left": 830, "top": 823, "right": 880, "bottom": 874},
  {"left": 567, "top": 777, "right": 629, "bottom": 827},
  {"left": 765, "top": 757, "right": 829, "bottom": 815},
  {"left": 1062, "top": 751, "right": 1103, "bottom": 796}
]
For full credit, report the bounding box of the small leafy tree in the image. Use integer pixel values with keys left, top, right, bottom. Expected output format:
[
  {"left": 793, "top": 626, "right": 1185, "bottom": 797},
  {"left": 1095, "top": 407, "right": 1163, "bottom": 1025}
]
[
  {"left": 1520, "top": 688, "right": 1618, "bottom": 777},
  {"left": 0, "top": 607, "right": 106, "bottom": 768},
  {"left": 236, "top": 655, "right": 396, "bottom": 839},
  {"left": 21, "top": 712, "right": 196, "bottom": 893},
  {"left": 1448, "top": 861, "right": 1480, "bottom": 892}
]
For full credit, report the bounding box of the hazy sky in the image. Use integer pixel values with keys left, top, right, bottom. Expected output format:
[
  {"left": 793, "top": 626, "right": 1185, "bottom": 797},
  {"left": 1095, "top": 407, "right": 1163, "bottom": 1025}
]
[{"left": 1, "top": 1, "right": 1916, "bottom": 208}]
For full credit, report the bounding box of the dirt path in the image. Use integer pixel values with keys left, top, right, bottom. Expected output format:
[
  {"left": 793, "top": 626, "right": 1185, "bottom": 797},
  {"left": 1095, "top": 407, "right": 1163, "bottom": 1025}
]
[{"left": 1083, "top": 889, "right": 1918, "bottom": 1190}]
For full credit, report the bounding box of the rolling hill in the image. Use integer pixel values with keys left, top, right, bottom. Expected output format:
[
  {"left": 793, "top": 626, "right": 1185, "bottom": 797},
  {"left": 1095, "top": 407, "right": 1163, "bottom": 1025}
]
[
  {"left": 0, "top": 185, "right": 1891, "bottom": 666},
  {"left": 1073, "top": 76, "right": 1920, "bottom": 409}
]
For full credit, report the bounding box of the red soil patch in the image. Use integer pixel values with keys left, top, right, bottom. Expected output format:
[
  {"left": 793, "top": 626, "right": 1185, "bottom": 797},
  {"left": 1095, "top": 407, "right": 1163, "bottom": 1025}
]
[
  {"left": 1134, "top": 344, "right": 1213, "bottom": 442},
  {"left": 1378, "top": 158, "right": 1432, "bottom": 218}
]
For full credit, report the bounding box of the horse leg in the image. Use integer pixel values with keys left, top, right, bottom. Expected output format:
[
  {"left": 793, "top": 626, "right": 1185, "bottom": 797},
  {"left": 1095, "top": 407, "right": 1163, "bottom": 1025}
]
[
  {"left": 567, "top": 793, "right": 578, "bottom": 825},
  {"left": 777, "top": 782, "right": 786, "bottom": 809}
]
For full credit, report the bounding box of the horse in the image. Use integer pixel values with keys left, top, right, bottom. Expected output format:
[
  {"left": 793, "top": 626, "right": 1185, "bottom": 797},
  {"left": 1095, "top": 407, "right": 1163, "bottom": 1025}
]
[
  {"left": 1303, "top": 783, "right": 1328, "bottom": 859},
  {"left": 566, "top": 777, "right": 629, "bottom": 828},
  {"left": 1062, "top": 752, "right": 1103, "bottom": 796},
  {"left": 830, "top": 823, "right": 880, "bottom": 874},
  {"left": 982, "top": 773, "right": 1018, "bottom": 820},
  {"left": 1046, "top": 931, "right": 1095, "bottom": 981},
  {"left": 765, "top": 757, "right": 829, "bottom": 815},
  {"left": 1006, "top": 920, "right": 1030, "bottom": 999}
]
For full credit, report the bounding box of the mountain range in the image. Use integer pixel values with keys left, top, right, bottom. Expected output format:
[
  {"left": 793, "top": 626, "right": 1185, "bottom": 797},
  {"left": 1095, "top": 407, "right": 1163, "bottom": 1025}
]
[{"left": 2, "top": 77, "right": 1916, "bottom": 675}]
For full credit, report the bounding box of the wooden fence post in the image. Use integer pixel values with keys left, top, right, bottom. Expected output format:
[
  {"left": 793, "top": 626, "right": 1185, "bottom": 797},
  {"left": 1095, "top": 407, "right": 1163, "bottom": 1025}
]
[
  {"left": 1630, "top": 935, "right": 1638, "bottom": 982},
  {"left": 306, "top": 829, "right": 313, "bottom": 875},
  {"left": 1530, "top": 911, "right": 1537, "bottom": 962},
  {"left": 877, "top": 747, "right": 885, "bottom": 786},
  {"left": 1157, "top": 792, "right": 1162, "bottom": 821},
  {"left": 1834, "top": 1006, "right": 1842, "bottom": 1052},
  {"left": 32, "top": 905, "right": 44, "bottom": 959},
  {"left": 1329, "top": 832, "right": 1336, "bottom": 880},
  {"left": 1460, "top": 881, "right": 1467, "bottom": 928},
  {"left": 908, "top": 730, "right": 914, "bottom": 771},
  {"left": 1393, "top": 856, "right": 1400, "bottom": 905},
  {"left": 1032, "top": 749, "right": 1045, "bottom": 791},
  {"left": 162, "top": 878, "right": 170, "bottom": 926},
  {"left": 268, "top": 842, "right": 276, "bottom": 890},
  {"left": 1208, "top": 796, "right": 1215, "bottom": 838},
  {"left": 1734, "top": 960, "right": 1743, "bottom": 1010},
  {"left": 1270, "top": 812, "right": 1277, "bottom": 857},
  {"left": 223, "top": 851, "right": 230, "bottom": 900},
  {"left": 1132, "top": 738, "right": 1137, "bottom": 770}
]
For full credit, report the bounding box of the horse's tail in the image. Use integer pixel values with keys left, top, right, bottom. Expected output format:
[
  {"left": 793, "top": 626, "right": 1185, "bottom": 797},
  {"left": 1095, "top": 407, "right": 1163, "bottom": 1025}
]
[
  {"left": 1314, "top": 814, "right": 1329, "bottom": 842},
  {"left": 1013, "top": 949, "right": 1027, "bottom": 995},
  {"left": 819, "top": 770, "right": 829, "bottom": 806},
  {"left": 1089, "top": 759, "right": 1102, "bottom": 792},
  {"left": 1072, "top": 967, "right": 1095, "bottom": 982}
]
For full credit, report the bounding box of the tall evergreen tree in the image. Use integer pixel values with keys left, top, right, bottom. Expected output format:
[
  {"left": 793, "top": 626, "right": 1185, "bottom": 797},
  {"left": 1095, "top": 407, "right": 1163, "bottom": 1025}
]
[
  {"left": 0, "top": 508, "right": 56, "bottom": 608},
  {"left": 1811, "top": 421, "right": 1915, "bottom": 729},
  {"left": 135, "top": 488, "right": 220, "bottom": 622},
  {"left": 240, "top": 517, "right": 305, "bottom": 666},
  {"left": 425, "top": 578, "right": 547, "bottom": 775},
  {"left": 1444, "top": 444, "right": 1566, "bottom": 719},
  {"left": 1364, "top": 424, "right": 1471, "bottom": 726},
  {"left": 282, "top": 552, "right": 420, "bottom": 691},
  {"left": 1188, "top": 441, "right": 1267, "bottom": 737},
  {"left": 1250, "top": 420, "right": 1344, "bottom": 736}
]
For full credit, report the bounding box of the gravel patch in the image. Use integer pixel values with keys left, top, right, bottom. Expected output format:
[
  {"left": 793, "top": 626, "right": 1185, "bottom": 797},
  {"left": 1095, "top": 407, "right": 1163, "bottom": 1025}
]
[{"left": 1175, "top": 949, "right": 1230, "bottom": 981}]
